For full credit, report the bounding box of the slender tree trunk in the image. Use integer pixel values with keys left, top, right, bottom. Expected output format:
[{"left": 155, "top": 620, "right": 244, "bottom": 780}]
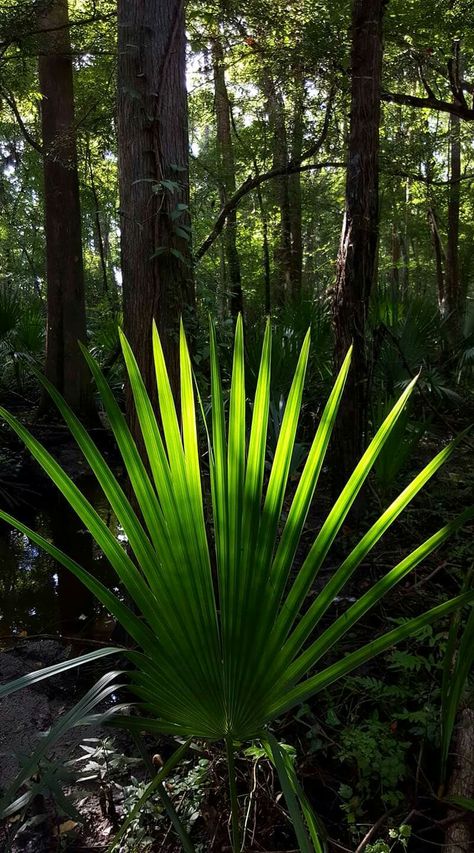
[
  {"left": 428, "top": 207, "right": 446, "bottom": 311},
  {"left": 117, "top": 0, "right": 194, "bottom": 424},
  {"left": 37, "top": 0, "right": 95, "bottom": 422},
  {"left": 212, "top": 34, "right": 243, "bottom": 318},
  {"left": 391, "top": 223, "right": 400, "bottom": 295},
  {"left": 332, "top": 0, "right": 386, "bottom": 491},
  {"left": 289, "top": 72, "right": 304, "bottom": 303},
  {"left": 400, "top": 233, "right": 409, "bottom": 298},
  {"left": 445, "top": 107, "right": 462, "bottom": 345},
  {"left": 86, "top": 142, "right": 109, "bottom": 297},
  {"left": 444, "top": 708, "right": 474, "bottom": 853},
  {"left": 264, "top": 74, "right": 292, "bottom": 308},
  {"left": 257, "top": 181, "right": 272, "bottom": 314}
]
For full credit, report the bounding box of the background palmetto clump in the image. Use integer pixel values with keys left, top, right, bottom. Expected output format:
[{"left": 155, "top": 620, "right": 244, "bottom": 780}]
[{"left": 0, "top": 317, "right": 472, "bottom": 851}]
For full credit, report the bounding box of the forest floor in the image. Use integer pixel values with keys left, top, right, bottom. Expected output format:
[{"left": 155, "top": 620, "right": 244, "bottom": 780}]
[{"left": 0, "top": 401, "right": 473, "bottom": 852}]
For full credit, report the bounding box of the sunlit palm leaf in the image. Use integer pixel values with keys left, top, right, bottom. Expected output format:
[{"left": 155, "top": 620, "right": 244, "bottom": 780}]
[{"left": 0, "top": 317, "right": 472, "bottom": 851}]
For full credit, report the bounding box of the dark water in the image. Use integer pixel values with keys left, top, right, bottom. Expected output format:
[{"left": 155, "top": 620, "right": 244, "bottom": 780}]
[{"left": 0, "top": 481, "right": 119, "bottom": 642}]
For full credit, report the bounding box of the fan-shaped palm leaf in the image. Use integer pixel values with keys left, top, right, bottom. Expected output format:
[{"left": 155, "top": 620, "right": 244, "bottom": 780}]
[{"left": 0, "top": 317, "right": 472, "bottom": 851}]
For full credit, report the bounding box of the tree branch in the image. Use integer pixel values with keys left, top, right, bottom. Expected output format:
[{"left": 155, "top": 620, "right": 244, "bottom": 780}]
[
  {"left": 195, "top": 160, "right": 344, "bottom": 261},
  {"left": 1, "top": 89, "right": 43, "bottom": 153},
  {"left": 381, "top": 89, "right": 474, "bottom": 119},
  {"left": 195, "top": 89, "right": 337, "bottom": 261},
  {"left": 386, "top": 169, "right": 474, "bottom": 186}
]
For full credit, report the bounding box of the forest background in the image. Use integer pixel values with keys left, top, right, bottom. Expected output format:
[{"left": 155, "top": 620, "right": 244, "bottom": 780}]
[{"left": 0, "top": 0, "right": 473, "bottom": 851}]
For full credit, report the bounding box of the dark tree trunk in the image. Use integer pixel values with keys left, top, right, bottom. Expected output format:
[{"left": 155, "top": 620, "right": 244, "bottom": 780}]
[
  {"left": 38, "top": 0, "right": 95, "bottom": 422},
  {"left": 444, "top": 708, "right": 474, "bottom": 853},
  {"left": 428, "top": 207, "right": 446, "bottom": 310},
  {"left": 117, "top": 0, "right": 194, "bottom": 424},
  {"left": 332, "top": 0, "right": 386, "bottom": 490},
  {"left": 264, "top": 75, "right": 292, "bottom": 308},
  {"left": 212, "top": 34, "right": 243, "bottom": 318}
]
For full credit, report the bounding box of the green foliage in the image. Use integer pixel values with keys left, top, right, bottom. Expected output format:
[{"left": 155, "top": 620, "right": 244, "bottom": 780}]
[
  {"left": 373, "top": 399, "right": 426, "bottom": 495},
  {"left": 0, "top": 321, "right": 472, "bottom": 850},
  {"left": 440, "top": 566, "right": 474, "bottom": 782},
  {"left": 338, "top": 718, "right": 410, "bottom": 816},
  {"left": 299, "top": 622, "right": 462, "bottom": 832},
  {"left": 0, "top": 282, "right": 44, "bottom": 392},
  {"left": 366, "top": 823, "right": 411, "bottom": 853}
]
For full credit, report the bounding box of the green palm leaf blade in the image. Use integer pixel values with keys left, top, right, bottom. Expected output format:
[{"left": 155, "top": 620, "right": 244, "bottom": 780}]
[
  {"left": 0, "top": 509, "right": 161, "bottom": 656},
  {"left": 31, "top": 366, "right": 167, "bottom": 601},
  {"left": 229, "top": 329, "right": 311, "bottom": 728},
  {"left": 0, "top": 647, "right": 121, "bottom": 701},
  {"left": 83, "top": 341, "right": 220, "bottom": 708},
  {"left": 151, "top": 318, "right": 220, "bottom": 641},
  {"left": 121, "top": 327, "right": 224, "bottom": 726},
  {"left": 223, "top": 314, "right": 246, "bottom": 727},
  {"left": 279, "top": 432, "right": 471, "bottom": 667},
  {"left": 1, "top": 318, "right": 473, "bottom": 853},
  {"left": 269, "top": 345, "right": 353, "bottom": 610},
  {"left": 256, "top": 328, "right": 311, "bottom": 579},
  {"left": 282, "top": 506, "right": 474, "bottom": 687},
  {"left": 0, "top": 406, "right": 163, "bottom": 635},
  {"left": 0, "top": 405, "right": 211, "bottom": 712},
  {"left": 79, "top": 342, "right": 168, "bottom": 556},
  {"left": 241, "top": 318, "right": 272, "bottom": 562},
  {"left": 225, "top": 319, "right": 272, "bottom": 724},
  {"left": 268, "top": 591, "right": 474, "bottom": 720},
  {"left": 238, "top": 346, "right": 353, "bottom": 717},
  {"left": 440, "top": 601, "right": 474, "bottom": 779},
  {"left": 177, "top": 321, "right": 221, "bottom": 660},
  {"left": 1, "top": 671, "right": 124, "bottom": 818},
  {"left": 273, "top": 372, "right": 420, "bottom": 648},
  {"left": 208, "top": 319, "right": 229, "bottom": 598},
  {"left": 265, "top": 733, "right": 314, "bottom": 853}
]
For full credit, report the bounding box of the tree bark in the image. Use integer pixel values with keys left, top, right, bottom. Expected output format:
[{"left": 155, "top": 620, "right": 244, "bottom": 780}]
[
  {"left": 332, "top": 0, "right": 386, "bottom": 491},
  {"left": 263, "top": 74, "right": 292, "bottom": 308},
  {"left": 288, "top": 72, "right": 305, "bottom": 303},
  {"left": 37, "top": 0, "right": 95, "bottom": 422},
  {"left": 117, "top": 0, "right": 194, "bottom": 423},
  {"left": 444, "top": 708, "right": 474, "bottom": 853},
  {"left": 428, "top": 207, "right": 446, "bottom": 311},
  {"left": 390, "top": 223, "right": 400, "bottom": 296},
  {"left": 212, "top": 34, "right": 243, "bottom": 318},
  {"left": 445, "top": 108, "right": 462, "bottom": 346}
]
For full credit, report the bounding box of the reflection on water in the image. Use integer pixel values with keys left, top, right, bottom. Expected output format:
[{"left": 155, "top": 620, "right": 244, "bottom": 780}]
[{"left": 0, "top": 480, "right": 119, "bottom": 641}]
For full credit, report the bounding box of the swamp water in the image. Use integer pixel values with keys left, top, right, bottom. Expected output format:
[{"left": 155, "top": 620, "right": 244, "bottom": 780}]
[{"left": 0, "top": 481, "right": 120, "bottom": 643}]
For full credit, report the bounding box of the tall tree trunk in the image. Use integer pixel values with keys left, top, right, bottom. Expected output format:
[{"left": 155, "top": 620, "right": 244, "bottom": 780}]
[
  {"left": 390, "top": 223, "right": 400, "bottom": 297},
  {"left": 332, "top": 0, "right": 386, "bottom": 491},
  {"left": 444, "top": 708, "right": 474, "bottom": 853},
  {"left": 38, "top": 0, "right": 95, "bottom": 422},
  {"left": 212, "top": 34, "right": 243, "bottom": 318},
  {"left": 428, "top": 206, "right": 446, "bottom": 310},
  {"left": 257, "top": 181, "right": 272, "bottom": 314},
  {"left": 399, "top": 233, "right": 409, "bottom": 298},
  {"left": 289, "top": 72, "right": 304, "bottom": 303},
  {"left": 445, "top": 105, "right": 462, "bottom": 346},
  {"left": 117, "top": 0, "right": 194, "bottom": 425},
  {"left": 264, "top": 74, "right": 292, "bottom": 308}
]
